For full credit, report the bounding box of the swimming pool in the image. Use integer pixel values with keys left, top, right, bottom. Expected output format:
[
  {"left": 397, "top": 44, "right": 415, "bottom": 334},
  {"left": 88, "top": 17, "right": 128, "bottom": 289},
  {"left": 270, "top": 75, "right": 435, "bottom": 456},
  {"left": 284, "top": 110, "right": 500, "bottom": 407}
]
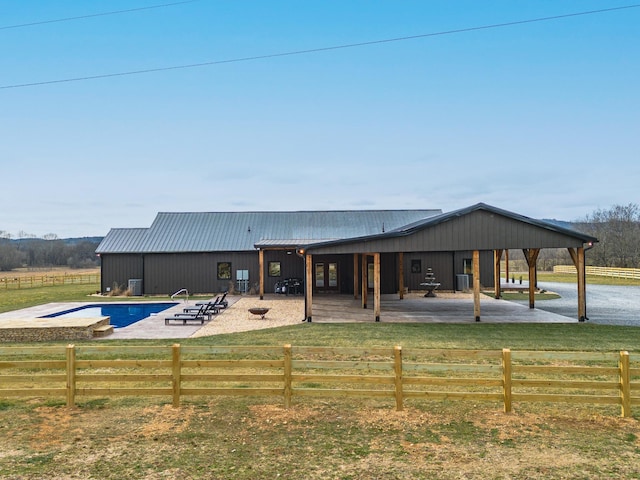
[{"left": 41, "top": 303, "right": 178, "bottom": 328}]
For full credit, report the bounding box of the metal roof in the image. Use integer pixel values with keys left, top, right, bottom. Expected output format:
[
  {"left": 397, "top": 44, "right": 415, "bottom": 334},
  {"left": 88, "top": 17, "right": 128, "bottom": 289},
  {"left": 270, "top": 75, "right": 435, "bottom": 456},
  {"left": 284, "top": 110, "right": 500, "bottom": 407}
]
[
  {"left": 95, "top": 228, "right": 149, "bottom": 254},
  {"left": 96, "top": 210, "right": 442, "bottom": 254},
  {"left": 304, "top": 203, "right": 598, "bottom": 252}
]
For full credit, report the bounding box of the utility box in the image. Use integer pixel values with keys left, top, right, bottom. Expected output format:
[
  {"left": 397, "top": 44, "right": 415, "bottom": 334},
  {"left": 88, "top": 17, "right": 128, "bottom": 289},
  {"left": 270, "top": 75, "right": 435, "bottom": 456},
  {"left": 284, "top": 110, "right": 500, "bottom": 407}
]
[
  {"left": 456, "top": 274, "right": 470, "bottom": 292},
  {"left": 128, "top": 279, "right": 143, "bottom": 296}
]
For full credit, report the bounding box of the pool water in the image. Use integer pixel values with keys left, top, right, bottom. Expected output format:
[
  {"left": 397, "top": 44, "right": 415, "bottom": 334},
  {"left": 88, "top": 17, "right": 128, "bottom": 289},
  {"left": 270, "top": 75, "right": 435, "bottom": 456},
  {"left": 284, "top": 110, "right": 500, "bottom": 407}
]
[{"left": 41, "top": 303, "right": 178, "bottom": 328}]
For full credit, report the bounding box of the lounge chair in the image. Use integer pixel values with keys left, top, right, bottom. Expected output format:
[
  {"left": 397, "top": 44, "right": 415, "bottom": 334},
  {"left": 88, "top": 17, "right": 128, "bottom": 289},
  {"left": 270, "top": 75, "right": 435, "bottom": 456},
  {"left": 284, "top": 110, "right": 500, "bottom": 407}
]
[
  {"left": 165, "top": 304, "right": 211, "bottom": 325},
  {"left": 196, "top": 291, "right": 228, "bottom": 309},
  {"left": 183, "top": 296, "right": 221, "bottom": 317}
]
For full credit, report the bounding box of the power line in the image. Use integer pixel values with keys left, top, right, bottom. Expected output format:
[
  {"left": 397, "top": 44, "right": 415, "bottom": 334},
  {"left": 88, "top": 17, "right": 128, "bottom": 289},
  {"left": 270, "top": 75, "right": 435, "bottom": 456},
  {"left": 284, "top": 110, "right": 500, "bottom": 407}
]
[
  {"left": 0, "top": 1, "right": 200, "bottom": 30},
  {"left": 2, "top": 4, "right": 639, "bottom": 90}
]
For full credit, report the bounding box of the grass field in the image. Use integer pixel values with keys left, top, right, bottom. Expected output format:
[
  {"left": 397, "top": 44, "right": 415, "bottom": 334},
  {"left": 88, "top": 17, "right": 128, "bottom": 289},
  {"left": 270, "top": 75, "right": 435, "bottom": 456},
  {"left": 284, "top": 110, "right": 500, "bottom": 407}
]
[{"left": 1, "top": 271, "right": 640, "bottom": 478}]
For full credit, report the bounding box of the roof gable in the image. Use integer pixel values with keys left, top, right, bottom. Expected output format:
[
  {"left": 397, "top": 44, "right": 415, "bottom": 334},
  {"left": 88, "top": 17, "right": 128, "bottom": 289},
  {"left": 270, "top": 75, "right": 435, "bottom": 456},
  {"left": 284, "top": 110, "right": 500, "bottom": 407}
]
[{"left": 305, "top": 203, "right": 597, "bottom": 254}]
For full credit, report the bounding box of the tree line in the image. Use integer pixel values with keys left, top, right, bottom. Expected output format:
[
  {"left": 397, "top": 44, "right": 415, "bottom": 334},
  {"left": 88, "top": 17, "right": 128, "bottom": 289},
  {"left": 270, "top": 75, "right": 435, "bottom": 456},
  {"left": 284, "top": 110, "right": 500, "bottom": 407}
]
[
  {"left": 0, "top": 233, "right": 101, "bottom": 271},
  {"left": 1, "top": 204, "right": 639, "bottom": 272}
]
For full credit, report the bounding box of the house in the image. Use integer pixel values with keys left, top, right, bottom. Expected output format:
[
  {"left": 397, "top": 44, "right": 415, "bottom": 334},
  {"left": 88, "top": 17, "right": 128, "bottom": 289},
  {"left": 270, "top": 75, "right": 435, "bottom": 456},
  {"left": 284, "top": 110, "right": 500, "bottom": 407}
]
[{"left": 96, "top": 203, "right": 597, "bottom": 321}]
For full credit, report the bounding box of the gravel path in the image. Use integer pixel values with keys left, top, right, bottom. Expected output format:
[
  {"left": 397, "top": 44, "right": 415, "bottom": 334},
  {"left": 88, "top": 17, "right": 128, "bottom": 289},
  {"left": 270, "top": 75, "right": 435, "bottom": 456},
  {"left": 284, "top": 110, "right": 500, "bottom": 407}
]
[{"left": 190, "top": 296, "right": 305, "bottom": 337}]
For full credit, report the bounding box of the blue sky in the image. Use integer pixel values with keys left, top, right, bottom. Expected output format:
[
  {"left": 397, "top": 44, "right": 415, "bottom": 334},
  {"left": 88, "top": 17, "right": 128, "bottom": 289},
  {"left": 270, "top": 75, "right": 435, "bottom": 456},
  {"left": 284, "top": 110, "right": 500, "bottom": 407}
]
[{"left": 1, "top": 1, "right": 638, "bottom": 238}]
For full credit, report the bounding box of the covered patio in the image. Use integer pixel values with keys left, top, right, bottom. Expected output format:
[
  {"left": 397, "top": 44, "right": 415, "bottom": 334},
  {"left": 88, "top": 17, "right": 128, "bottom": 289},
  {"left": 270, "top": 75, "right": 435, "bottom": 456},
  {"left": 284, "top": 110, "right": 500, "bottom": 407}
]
[{"left": 296, "top": 204, "right": 597, "bottom": 323}]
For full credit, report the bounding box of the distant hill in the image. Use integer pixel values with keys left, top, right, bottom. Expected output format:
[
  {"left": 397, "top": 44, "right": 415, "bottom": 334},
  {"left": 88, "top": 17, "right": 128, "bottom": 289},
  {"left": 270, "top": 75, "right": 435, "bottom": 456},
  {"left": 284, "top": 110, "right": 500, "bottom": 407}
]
[{"left": 9, "top": 236, "right": 103, "bottom": 245}]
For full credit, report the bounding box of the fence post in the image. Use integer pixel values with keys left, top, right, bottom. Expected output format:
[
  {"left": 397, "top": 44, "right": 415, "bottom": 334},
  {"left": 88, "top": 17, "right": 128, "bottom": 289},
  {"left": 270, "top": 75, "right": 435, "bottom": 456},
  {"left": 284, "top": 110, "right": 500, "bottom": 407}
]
[
  {"left": 620, "top": 351, "right": 631, "bottom": 418},
  {"left": 394, "top": 345, "right": 403, "bottom": 411},
  {"left": 502, "top": 348, "right": 512, "bottom": 413},
  {"left": 66, "top": 344, "right": 76, "bottom": 407},
  {"left": 283, "top": 344, "right": 292, "bottom": 409},
  {"left": 172, "top": 344, "right": 181, "bottom": 407}
]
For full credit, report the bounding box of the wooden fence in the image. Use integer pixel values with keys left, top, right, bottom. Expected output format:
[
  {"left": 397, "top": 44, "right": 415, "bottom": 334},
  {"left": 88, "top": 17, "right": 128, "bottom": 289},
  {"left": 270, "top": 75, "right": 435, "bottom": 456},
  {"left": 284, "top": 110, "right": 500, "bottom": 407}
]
[
  {"left": 0, "top": 273, "right": 99, "bottom": 290},
  {"left": 554, "top": 265, "right": 640, "bottom": 280},
  {"left": 0, "top": 345, "right": 638, "bottom": 417}
]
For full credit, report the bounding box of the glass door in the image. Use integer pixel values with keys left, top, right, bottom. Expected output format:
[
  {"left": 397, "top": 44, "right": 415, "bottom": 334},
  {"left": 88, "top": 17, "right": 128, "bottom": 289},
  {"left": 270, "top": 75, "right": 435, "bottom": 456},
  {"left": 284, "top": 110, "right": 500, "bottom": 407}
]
[{"left": 315, "top": 262, "right": 339, "bottom": 291}]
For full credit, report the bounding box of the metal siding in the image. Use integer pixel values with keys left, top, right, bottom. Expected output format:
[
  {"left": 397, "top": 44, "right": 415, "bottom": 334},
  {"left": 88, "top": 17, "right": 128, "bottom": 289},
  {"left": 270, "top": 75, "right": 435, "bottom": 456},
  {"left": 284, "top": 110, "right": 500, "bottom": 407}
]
[{"left": 100, "top": 254, "right": 144, "bottom": 293}]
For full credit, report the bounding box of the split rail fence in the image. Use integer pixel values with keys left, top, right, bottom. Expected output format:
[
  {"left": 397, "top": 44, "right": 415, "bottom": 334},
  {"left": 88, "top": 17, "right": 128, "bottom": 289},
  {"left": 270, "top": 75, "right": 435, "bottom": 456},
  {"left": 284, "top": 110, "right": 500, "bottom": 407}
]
[
  {"left": 0, "top": 273, "right": 99, "bottom": 290},
  {"left": 554, "top": 265, "right": 640, "bottom": 280},
  {"left": 0, "top": 345, "right": 638, "bottom": 417}
]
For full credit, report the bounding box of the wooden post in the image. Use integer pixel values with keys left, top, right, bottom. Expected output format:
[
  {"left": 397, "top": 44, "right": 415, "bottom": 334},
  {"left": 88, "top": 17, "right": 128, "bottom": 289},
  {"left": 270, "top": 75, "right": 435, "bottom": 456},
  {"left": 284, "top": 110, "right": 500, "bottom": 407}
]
[
  {"left": 283, "top": 344, "right": 292, "bottom": 409},
  {"left": 66, "top": 344, "right": 76, "bottom": 408},
  {"left": 361, "top": 254, "right": 368, "bottom": 309},
  {"left": 502, "top": 348, "right": 512, "bottom": 413},
  {"left": 373, "top": 253, "right": 381, "bottom": 322},
  {"left": 258, "top": 249, "right": 264, "bottom": 300},
  {"left": 172, "top": 344, "right": 181, "bottom": 407},
  {"left": 398, "top": 252, "right": 404, "bottom": 300},
  {"left": 494, "top": 249, "right": 503, "bottom": 299},
  {"left": 620, "top": 351, "right": 631, "bottom": 417},
  {"left": 353, "top": 253, "right": 359, "bottom": 299},
  {"left": 473, "top": 250, "right": 481, "bottom": 321},
  {"left": 523, "top": 249, "right": 540, "bottom": 309},
  {"left": 577, "top": 247, "right": 586, "bottom": 321},
  {"left": 305, "top": 254, "right": 313, "bottom": 322},
  {"left": 394, "top": 346, "right": 403, "bottom": 411}
]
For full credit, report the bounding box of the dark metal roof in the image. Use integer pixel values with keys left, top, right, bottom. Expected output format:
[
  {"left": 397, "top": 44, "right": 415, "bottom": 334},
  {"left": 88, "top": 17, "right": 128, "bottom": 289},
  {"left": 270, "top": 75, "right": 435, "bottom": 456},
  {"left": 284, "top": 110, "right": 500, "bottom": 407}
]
[
  {"left": 304, "top": 203, "right": 598, "bottom": 252},
  {"left": 96, "top": 210, "right": 442, "bottom": 254}
]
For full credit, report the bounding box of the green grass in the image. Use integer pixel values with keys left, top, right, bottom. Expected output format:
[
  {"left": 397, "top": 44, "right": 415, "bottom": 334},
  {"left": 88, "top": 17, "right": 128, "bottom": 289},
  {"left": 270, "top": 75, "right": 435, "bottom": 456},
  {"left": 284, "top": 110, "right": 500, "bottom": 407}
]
[{"left": 2, "top": 280, "right": 640, "bottom": 479}]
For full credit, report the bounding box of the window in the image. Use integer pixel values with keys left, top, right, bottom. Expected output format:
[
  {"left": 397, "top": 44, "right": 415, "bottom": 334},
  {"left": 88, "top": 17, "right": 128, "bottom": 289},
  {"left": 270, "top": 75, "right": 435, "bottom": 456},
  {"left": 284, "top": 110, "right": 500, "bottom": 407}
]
[
  {"left": 268, "top": 261, "right": 281, "bottom": 277},
  {"left": 463, "top": 258, "right": 473, "bottom": 275},
  {"left": 217, "top": 262, "right": 232, "bottom": 280},
  {"left": 411, "top": 259, "right": 422, "bottom": 274}
]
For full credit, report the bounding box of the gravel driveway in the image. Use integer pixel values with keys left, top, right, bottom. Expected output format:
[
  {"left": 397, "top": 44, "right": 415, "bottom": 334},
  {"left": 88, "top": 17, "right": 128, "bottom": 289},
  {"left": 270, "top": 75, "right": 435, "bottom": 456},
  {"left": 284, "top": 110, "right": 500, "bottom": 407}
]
[{"left": 514, "top": 281, "right": 640, "bottom": 327}]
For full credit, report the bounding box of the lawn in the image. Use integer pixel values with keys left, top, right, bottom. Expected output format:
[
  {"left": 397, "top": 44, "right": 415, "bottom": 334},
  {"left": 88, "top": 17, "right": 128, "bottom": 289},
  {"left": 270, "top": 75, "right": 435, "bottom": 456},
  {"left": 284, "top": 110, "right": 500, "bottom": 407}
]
[{"left": 1, "top": 275, "right": 640, "bottom": 479}]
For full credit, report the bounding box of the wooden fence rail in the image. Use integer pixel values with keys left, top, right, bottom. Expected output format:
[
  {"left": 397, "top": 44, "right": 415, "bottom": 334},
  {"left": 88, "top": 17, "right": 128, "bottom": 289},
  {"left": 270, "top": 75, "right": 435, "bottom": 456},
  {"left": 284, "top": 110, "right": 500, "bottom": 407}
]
[
  {"left": 554, "top": 265, "right": 640, "bottom": 280},
  {"left": 0, "top": 345, "right": 638, "bottom": 417},
  {"left": 0, "top": 273, "right": 99, "bottom": 290}
]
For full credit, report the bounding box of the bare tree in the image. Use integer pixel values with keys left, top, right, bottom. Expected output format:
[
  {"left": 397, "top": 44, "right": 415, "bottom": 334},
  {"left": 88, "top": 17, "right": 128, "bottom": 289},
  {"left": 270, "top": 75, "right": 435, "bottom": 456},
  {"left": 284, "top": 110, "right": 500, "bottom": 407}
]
[{"left": 575, "top": 203, "right": 640, "bottom": 268}]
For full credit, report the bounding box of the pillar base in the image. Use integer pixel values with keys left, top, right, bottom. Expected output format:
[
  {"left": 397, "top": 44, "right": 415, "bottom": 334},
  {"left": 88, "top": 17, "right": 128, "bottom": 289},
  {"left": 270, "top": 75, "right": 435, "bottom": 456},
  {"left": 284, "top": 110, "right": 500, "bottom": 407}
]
[{"left": 475, "top": 316, "right": 481, "bottom": 322}]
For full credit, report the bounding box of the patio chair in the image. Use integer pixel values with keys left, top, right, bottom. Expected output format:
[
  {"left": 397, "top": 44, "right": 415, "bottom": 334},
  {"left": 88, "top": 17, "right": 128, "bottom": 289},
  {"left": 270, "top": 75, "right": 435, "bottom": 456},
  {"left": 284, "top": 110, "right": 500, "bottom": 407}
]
[
  {"left": 164, "top": 304, "right": 211, "bottom": 325},
  {"left": 196, "top": 291, "right": 228, "bottom": 309}
]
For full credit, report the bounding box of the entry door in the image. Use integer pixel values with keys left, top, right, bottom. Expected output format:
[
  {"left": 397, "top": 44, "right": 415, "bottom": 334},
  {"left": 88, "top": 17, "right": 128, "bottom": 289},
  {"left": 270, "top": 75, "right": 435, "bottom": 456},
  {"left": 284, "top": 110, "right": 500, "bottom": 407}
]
[{"left": 315, "top": 262, "right": 338, "bottom": 291}]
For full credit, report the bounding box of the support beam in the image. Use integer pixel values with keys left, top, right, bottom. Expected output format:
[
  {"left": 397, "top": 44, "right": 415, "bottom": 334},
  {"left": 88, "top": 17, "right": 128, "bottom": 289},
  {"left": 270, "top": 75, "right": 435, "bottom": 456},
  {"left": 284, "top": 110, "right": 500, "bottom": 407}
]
[
  {"left": 568, "top": 247, "right": 587, "bottom": 321},
  {"left": 305, "top": 254, "right": 313, "bottom": 322},
  {"left": 398, "top": 252, "right": 404, "bottom": 299},
  {"left": 361, "top": 254, "right": 368, "bottom": 309},
  {"left": 577, "top": 247, "right": 586, "bottom": 321},
  {"left": 473, "top": 250, "right": 481, "bottom": 321},
  {"left": 258, "top": 249, "right": 264, "bottom": 300},
  {"left": 494, "top": 249, "right": 503, "bottom": 299},
  {"left": 353, "top": 254, "right": 359, "bottom": 299},
  {"left": 523, "top": 248, "right": 540, "bottom": 309},
  {"left": 374, "top": 253, "right": 381, "bottom": 322}
]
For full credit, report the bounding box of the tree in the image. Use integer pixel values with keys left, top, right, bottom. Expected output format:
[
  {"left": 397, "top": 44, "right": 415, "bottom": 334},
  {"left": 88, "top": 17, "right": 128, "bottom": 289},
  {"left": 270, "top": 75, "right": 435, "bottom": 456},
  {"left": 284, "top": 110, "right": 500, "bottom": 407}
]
[
  {"left": 575, "top": 203, "right": 640, "bottom": 268},
  {"left": 0, "top": 241, "right": 24, "bottom": 271}
]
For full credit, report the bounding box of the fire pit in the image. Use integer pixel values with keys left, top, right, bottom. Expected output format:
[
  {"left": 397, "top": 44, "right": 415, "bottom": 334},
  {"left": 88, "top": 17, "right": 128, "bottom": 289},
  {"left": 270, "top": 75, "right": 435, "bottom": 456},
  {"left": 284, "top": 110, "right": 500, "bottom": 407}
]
[{"left": 248, "top": 307, "right": 269, "bottom": 319}]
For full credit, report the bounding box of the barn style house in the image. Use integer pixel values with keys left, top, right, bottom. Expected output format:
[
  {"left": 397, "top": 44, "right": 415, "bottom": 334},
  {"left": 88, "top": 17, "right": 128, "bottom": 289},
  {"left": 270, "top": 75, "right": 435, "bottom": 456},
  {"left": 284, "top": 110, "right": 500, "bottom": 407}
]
[{"left": 96, "top": 203, "right": 597, "bottom": 321}]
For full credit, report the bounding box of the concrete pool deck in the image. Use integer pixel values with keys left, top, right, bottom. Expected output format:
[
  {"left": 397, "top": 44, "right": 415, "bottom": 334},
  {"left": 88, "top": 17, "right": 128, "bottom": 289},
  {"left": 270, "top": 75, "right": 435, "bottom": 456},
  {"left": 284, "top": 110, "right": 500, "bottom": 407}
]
[{"left": 0, "top": 292, "right": 579, "bottom": 342}]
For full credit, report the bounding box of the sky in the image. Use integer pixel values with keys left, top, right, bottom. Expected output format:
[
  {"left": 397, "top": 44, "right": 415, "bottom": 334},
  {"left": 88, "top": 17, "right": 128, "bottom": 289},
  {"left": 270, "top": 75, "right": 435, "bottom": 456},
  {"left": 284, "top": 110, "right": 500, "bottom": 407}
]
[{"left": 1, "top": 1, "right": 638, "bottom": 238}]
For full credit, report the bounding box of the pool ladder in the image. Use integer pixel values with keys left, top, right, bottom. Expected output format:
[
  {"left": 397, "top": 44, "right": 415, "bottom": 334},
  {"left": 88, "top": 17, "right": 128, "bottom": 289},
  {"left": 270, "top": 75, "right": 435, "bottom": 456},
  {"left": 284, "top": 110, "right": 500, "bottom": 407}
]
[{"left": 171, "top": 288, "right": 189, "bottom": 303}]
